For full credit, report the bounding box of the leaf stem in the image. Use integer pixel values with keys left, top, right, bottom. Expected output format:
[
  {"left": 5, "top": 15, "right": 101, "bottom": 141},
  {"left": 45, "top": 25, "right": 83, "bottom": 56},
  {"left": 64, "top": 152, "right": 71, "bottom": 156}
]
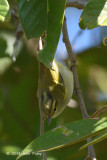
[{"left": 91, "top": 106, "right": 107, "bottom": 118}]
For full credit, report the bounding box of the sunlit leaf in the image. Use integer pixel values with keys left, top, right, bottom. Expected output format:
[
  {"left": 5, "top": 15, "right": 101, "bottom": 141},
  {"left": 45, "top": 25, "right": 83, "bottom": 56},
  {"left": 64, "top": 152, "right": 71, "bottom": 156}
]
[
  {"left": 0, "top": 0, "right": 11, "bottom": 22},
  {"left": 17, "top": 117, "right": 107, "bottom": 160},
  {"left": 79, "top": 0, "right": 107, "bottom": 29}
]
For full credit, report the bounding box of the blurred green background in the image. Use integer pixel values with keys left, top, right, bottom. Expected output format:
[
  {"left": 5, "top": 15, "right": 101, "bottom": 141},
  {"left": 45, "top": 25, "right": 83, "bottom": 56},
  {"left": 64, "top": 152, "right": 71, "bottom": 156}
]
[{"left": 0, "top": 1, "right": 107, "bottom": 160}]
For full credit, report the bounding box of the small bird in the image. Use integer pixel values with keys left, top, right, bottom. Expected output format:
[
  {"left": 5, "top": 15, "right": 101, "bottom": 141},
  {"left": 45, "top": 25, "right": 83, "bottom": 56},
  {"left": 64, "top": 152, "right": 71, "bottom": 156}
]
[{"left": 38, "top": 59, "right": 74, "bottom": 123}]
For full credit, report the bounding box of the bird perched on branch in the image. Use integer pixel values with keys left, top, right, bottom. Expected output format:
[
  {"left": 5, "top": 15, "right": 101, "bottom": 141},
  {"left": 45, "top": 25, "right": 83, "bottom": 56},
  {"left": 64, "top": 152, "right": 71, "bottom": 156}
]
[{"left": 38, "top": 59, "right": 74, "bottom": 124}]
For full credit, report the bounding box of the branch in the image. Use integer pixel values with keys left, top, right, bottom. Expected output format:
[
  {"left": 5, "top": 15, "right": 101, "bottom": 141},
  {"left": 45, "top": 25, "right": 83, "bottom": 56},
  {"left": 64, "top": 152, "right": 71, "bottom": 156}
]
[
  {"left": 66, "top": 0, "right": 90, "bottom": 9},
  {"left": 62, "top": 17, "right": 88, "bottom": 119},
  {"left": 66, "top": 2, "right": 85, "bottom": 9},
  {"left": 62, "top": 16, "right": 96, "bottom": 160}
]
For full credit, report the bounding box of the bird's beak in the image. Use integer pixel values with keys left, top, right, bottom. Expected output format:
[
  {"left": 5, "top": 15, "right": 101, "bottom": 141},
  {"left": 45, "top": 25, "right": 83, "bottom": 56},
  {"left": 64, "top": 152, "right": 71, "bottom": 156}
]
[{"left": 48, "top": 116, "right": 51, "bottom": 125}]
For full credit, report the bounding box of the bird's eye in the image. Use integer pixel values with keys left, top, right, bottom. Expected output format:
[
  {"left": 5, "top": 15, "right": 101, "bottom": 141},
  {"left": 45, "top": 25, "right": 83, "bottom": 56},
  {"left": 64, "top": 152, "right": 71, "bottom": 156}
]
[{"left": 54, "top": 107, "right": 56, "bottom": 112}]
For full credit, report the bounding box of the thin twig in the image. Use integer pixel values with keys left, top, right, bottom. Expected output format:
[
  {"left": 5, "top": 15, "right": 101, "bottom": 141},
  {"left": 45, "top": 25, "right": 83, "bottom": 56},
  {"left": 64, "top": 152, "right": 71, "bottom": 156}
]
[
  {"left": 38, "top": 37, "right": 47, "bottom": 160},
  {"left": 11, "top": 5, "right": 19, "bottom": 19},
  {"left": 11, "top": 5, "right": 23, "bottom": 61},
  {"left": 12, "top": 23, "right": 23, "bottom": 62},
  {"left": 62, "top": 16, "right": 96, "bottom": 160}
]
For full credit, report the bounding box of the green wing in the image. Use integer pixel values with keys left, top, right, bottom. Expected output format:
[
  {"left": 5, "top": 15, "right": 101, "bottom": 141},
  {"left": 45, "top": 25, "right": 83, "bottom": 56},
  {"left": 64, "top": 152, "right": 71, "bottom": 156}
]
[{"left": 38, "top": 62, "right": 67, "bottom": 102}]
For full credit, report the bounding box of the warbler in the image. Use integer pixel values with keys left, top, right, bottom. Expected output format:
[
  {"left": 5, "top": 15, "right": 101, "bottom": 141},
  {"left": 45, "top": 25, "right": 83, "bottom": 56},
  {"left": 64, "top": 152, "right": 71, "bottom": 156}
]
[{"left": 38, "top": 59, "right": 74, "bottom": 123}]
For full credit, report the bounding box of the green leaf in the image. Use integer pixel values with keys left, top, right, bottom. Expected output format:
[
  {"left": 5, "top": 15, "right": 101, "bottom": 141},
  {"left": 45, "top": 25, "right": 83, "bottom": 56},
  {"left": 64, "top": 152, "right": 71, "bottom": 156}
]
[
  {"left": 17, "top": 117, "right": 107, "bottom": 160},
  {"left": 80, "top": 129, "right": 107, "bottom": 150},
  {"left": 0, "top": 0, "right": 11, "bottom": 22},
  {"left": 17, "top": 0, "right": 66, "bottom": 67},
  {"left": 39, "top": 0, "right": 66, "bottom": 67},
  {"left": 17, "top": 0, "right": 47, "bottom": 39},
  {"left": 79, "top": 0, "right": 107, "bottom": 29}
]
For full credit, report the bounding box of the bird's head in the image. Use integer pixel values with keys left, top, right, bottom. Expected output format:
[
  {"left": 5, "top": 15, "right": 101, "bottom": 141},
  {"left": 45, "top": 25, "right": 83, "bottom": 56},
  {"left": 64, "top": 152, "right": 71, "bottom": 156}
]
[{"left": 40, "top": 92, "right": 57, "bottom": 124}]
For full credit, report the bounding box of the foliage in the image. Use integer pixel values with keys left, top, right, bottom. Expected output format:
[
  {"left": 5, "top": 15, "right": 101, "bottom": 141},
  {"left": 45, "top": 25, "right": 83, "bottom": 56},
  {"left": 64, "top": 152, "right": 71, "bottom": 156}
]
[
  {"left": 17, "top": 118, "right": 107, "bottom": 160},
  {"left": 79, "top": 0, "right": 107, "bottom": 29}
]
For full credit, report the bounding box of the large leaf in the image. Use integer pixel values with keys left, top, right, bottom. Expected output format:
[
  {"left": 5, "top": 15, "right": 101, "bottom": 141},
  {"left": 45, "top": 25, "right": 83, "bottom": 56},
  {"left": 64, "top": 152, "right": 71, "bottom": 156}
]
[
  {"left": 0, "top": 0, "right": 11, "bottom": 22},
  {"left": 17, "top": 0, "right": 47, "bottom": 39},
  {"left": 79, "top": 0, "right": 107, "bottom": 29},
  {"left": 17, "top": 117, "right": 107, "bottom": 160},
  {"left": 17, "top": 0, "right": 66, "bottom": 67},
  {"left": 80, "top": 129, "right": 107, "bottom": 150},
  {"left": 38, "top": 0, "right": 66, "bottom": 67}
]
